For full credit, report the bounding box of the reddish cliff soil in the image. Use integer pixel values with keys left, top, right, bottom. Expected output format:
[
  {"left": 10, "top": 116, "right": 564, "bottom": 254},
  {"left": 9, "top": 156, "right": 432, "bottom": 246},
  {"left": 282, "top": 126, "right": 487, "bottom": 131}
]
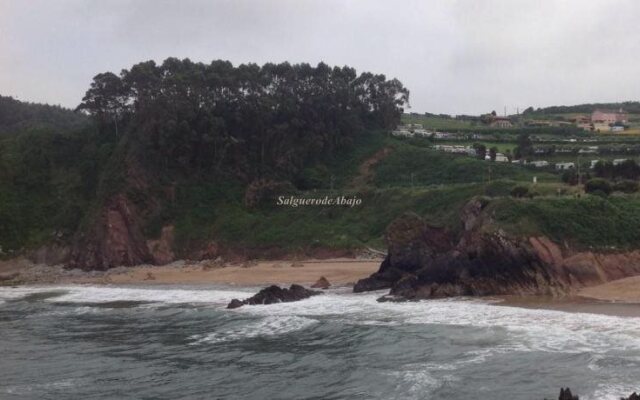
[{"left": 69, "top": 193, "right": 154, "bottom": 270}]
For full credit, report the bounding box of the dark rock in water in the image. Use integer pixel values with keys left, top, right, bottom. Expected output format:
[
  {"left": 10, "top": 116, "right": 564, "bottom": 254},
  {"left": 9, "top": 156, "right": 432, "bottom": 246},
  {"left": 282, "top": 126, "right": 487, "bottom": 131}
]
[
  {"left": 311, "top": 276, "right": 331, "bottom": 289},
  {"left": 227, "top": 284, "right": 321, "bottom": 309},
  {"left": 558, "top": 387, "right": 578, "bottom": 400},
  {"left": 623, "top": 392, "right": 640, "bottom": 400},
  {"left": 376, "top": 294, "right": 413, "bottom": 303},
  {"left": 227, "top": 299, "right": 243, "bottom": 309},
  {"left": 353, "top": 276, "right": 392, "bottom": 293}
]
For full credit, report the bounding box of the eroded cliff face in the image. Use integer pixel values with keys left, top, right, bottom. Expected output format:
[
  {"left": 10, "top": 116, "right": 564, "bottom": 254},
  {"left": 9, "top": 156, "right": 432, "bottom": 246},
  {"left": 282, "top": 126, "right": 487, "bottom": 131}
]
[
  {"left": 355, "top": 198, "right": 640, "bottom": 299},
  {"left": 69, "top": 194, "right": 154, "bottom": 270}
]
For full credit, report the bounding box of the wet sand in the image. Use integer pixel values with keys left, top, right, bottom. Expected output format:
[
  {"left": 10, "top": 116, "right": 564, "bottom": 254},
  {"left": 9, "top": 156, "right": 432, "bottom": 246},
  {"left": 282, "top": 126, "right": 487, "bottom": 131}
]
[
  {"left": 577, "top": 275, "right": 640, "bottom": 303},
  {"left": 495, "top": 295, "right": 640, "bottom": 317}
]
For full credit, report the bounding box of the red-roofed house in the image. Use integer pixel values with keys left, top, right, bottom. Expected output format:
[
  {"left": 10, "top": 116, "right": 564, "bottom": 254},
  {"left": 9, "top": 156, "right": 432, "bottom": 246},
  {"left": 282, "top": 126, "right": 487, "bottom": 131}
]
[{"left": 591, "top": 109, "right": 628, "bottom": 124}]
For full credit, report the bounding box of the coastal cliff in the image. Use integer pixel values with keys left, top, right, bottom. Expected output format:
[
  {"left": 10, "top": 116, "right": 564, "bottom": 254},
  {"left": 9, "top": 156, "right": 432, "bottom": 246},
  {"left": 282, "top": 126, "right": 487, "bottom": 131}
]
[{"left": 355, "top": 197, "right": 640, "bottom": 299}]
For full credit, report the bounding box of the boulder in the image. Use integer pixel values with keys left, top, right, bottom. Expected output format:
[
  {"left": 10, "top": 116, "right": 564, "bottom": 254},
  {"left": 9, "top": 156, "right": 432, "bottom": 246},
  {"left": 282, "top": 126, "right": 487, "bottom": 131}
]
[
  {"left": 227, "top": 284, "right": 321, "bottom": 309},
  {"left": 311, "top": 276, "right": 331, "bottom": 289},
  {"left": 227, "top": 299, "right": 243, "bottom": 309}
]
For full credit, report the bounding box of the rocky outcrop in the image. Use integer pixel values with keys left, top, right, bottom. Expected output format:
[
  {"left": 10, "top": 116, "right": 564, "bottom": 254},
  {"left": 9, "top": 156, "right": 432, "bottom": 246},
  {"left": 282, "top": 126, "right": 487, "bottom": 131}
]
[
  {"left": 69, "top": 194, "right": 154, "bottom": 270},
  {"left": 146, "top": 225, "right": 175, "bottom": 265},
  {"left": 227, "top": 284, "right": 321, "bottom": 308},
  {"left": 27, "top": 244, "right": 70, "bottom": 265},
  {"left": 311, "top": 276, "right": 331, "bottom": 289},
  {"left": 355, "top": 197, "right": 640, "bottom": 300}
]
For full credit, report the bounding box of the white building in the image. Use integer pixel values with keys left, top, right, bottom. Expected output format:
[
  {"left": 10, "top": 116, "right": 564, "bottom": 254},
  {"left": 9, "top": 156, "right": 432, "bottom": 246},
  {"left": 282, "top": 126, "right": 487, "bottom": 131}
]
[
  {"left": 590, "top": 160, "right": 600, "bottom": 169},
  {"left": 495, "top": 153, "right": 509, "bottom": 162},
  {"left": 578, "top": 146, "right": 598, "bottom": 154},
  {"left": 392, "top": 129, "right": 413, "bottom": 137},
  {"left": 555, "top": 162, "right": 575, "bottom": 170},
  {"left": 529, "top": 160, "right": 550, "bottom": 168},
  {"left": 613, "top": 159, "right": 628, "bottom": 166}
]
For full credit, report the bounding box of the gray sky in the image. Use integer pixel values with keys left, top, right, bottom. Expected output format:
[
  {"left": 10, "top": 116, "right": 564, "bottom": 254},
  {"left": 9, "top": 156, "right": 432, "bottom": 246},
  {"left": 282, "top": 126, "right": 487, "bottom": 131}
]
[{"left": 1, "top": 0, "right": 639, "bottom": 115}]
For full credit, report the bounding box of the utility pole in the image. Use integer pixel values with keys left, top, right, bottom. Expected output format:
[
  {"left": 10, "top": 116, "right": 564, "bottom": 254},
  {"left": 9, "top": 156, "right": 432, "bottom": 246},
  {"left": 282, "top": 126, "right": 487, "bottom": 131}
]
[{"left": 410, "top": 172, "right": 415, "bottom": 188}]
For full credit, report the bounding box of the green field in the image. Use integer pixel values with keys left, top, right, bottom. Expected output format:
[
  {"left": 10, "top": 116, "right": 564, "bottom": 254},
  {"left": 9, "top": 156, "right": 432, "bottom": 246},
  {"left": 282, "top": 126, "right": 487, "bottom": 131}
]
[{"left": 401, "top": 114, "right": 475, "bottom": 130}]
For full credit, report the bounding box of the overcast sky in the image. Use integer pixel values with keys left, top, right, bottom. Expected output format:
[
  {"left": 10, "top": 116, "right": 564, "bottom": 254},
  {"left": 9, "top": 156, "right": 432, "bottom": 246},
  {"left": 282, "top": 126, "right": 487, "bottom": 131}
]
[{"left": 1, "top": 0, "right": 639, "bottom": 115}]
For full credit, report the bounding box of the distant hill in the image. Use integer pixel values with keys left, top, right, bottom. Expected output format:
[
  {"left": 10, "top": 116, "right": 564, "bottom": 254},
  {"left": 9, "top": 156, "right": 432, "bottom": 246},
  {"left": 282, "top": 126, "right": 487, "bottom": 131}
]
[
  {"left": 525, "top": 101, "right": 640, "bottom": 115},
  {"left": 0, "top": 95, "right": 88, "bottom": 135}
]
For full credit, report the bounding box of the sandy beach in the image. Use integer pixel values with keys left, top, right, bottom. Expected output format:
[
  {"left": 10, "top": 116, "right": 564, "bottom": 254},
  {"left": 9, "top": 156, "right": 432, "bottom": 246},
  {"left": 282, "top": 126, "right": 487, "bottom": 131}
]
[
  {"left": 494, "top": 277, "right": 640, "bottom": 317},
  {"left": 0, "top": 257, "right": 382, "bottom": 287},
  {"left": 88, "top": 259, "right": 381, "bottom": 286}
]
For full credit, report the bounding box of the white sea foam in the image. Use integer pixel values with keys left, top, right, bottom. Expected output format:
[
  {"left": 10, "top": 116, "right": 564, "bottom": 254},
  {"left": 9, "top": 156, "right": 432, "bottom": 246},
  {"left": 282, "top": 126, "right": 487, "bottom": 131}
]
[
  {"left": 189, "top": 315, "right": 319, "bottom": 344},
  {"left": 4, "top": 285, "right": 640, "bottom": 358},
  {"left": 2, "top": 378, "right": 81, "bottom": 395},
  {"left": 233, "top": 291, "right": 640, "bottom": 356},
  {"left": 585, "top": 382, "right": 640, "bottom": 400},
  {"left": 0, "top": 285, "right": 254, "bottom": 306},
  {"left": 387, "top": 368, "right": 454, "bottom": 399}
]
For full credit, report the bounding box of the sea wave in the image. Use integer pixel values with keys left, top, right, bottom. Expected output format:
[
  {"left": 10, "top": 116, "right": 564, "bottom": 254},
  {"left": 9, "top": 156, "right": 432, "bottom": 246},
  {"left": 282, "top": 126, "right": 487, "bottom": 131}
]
[
  {"left": 0, "top": 285, "right": 254, "bottom": 306},
  {"left": 234, "top": 291, "right": 640, "bottom": 356},
  {"left": 189, "top": 315, "right": 319, "bottom": 344}
]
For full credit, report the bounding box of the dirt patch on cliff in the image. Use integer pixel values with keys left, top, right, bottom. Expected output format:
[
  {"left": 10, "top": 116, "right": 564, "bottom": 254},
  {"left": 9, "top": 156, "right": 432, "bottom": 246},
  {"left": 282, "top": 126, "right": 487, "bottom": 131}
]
[{"left": 351, "top": 147, "right": 393, "bottom": 187}]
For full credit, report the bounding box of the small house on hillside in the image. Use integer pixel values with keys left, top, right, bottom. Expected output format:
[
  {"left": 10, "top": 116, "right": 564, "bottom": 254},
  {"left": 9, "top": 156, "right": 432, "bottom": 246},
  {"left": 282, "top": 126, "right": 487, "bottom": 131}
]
[
  {"left": 591, "top": 109, "right": 628, "bottom": 124},
  {"left": 529, "top": 160, "right": 550, "bottom": 168},
  {"left": 489, "top": 117, "right": 513, "bottom": 128}
]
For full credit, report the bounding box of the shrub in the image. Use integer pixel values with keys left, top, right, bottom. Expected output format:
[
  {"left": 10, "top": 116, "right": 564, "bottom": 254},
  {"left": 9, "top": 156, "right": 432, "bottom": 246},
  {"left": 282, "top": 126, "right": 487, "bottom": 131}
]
[
  {"left": 613, "top": 179, "right": 640, "bottom": 194},
  {"left": 244, "top": 179, "right": 295, "bottom": 208},
  {"left": 584, "top": 178, "right": 612, "bottom": 196},
  {"left": 510, "top": 185, "right": 529, "bottom": 198},
  {"left": 561, "top": 169, "right": 578, "bottom": 185}
]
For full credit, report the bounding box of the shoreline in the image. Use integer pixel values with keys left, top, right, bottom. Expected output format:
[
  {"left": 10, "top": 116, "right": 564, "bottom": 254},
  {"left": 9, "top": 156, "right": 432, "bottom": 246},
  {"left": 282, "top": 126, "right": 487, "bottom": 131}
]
[
  {"left": 0, "top": 257, "right": 382, "bottom": 287},
  {"left": 4, "top": 257, "right": 640, "bottom": 317},
  {"left": 494, "top": 294, "right": 640, "bottom": 318}
]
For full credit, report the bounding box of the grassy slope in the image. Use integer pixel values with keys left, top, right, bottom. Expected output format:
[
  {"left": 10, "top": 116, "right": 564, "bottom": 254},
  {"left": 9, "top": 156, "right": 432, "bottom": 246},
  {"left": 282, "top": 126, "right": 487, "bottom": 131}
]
[
  {"left": 491, "top": 195, "right": 640, "bottom": 249},
  {"left": 374, "top": 142, "right": 557, "bottom": 187},
  {"left": 162, "top": 133, "right": 562, "bottom": 254}
]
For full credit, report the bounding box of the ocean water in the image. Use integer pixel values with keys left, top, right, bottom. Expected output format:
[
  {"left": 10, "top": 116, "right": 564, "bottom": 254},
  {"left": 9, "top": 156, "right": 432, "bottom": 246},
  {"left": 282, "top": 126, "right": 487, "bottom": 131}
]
[{"left": 1, "top": 285, "right": 639, "bottom": 400}]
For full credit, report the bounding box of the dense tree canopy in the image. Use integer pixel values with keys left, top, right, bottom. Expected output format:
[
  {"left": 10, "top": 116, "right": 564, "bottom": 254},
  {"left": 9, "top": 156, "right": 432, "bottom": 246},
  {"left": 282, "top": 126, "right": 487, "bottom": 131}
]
[
  {"left": 0, "top": 95, "right": 88, "bottom": 135},
  {"left": 77, "top": 58, "right": 409, "bottom": 180},
  {"left": 526, "top": 101, "right": 640, "bottom": 115}
]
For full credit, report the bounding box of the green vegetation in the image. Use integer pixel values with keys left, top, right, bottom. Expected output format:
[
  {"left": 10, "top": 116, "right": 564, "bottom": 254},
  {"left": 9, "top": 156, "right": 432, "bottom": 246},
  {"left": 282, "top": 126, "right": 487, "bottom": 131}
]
[
  {"left": 374, "top": 142, "right": 556, "bottom": 187},
  {"left": 79, "top": 59, "right": 409, "bottom": 181},
  {"left": 167, "top": 180, "right": 502, "bottom": 253},
  {"left": 0, "top": 95, "right": 88, "bottom": 136},
  {"left": 401, "top": 113, "right": 475, "bottom": 130},
  {"left": 492, "top": 195, "right": 640, "bottom": 249},
  {"left": 6, "top": 61, "right": 640, "bottom": 260}
]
